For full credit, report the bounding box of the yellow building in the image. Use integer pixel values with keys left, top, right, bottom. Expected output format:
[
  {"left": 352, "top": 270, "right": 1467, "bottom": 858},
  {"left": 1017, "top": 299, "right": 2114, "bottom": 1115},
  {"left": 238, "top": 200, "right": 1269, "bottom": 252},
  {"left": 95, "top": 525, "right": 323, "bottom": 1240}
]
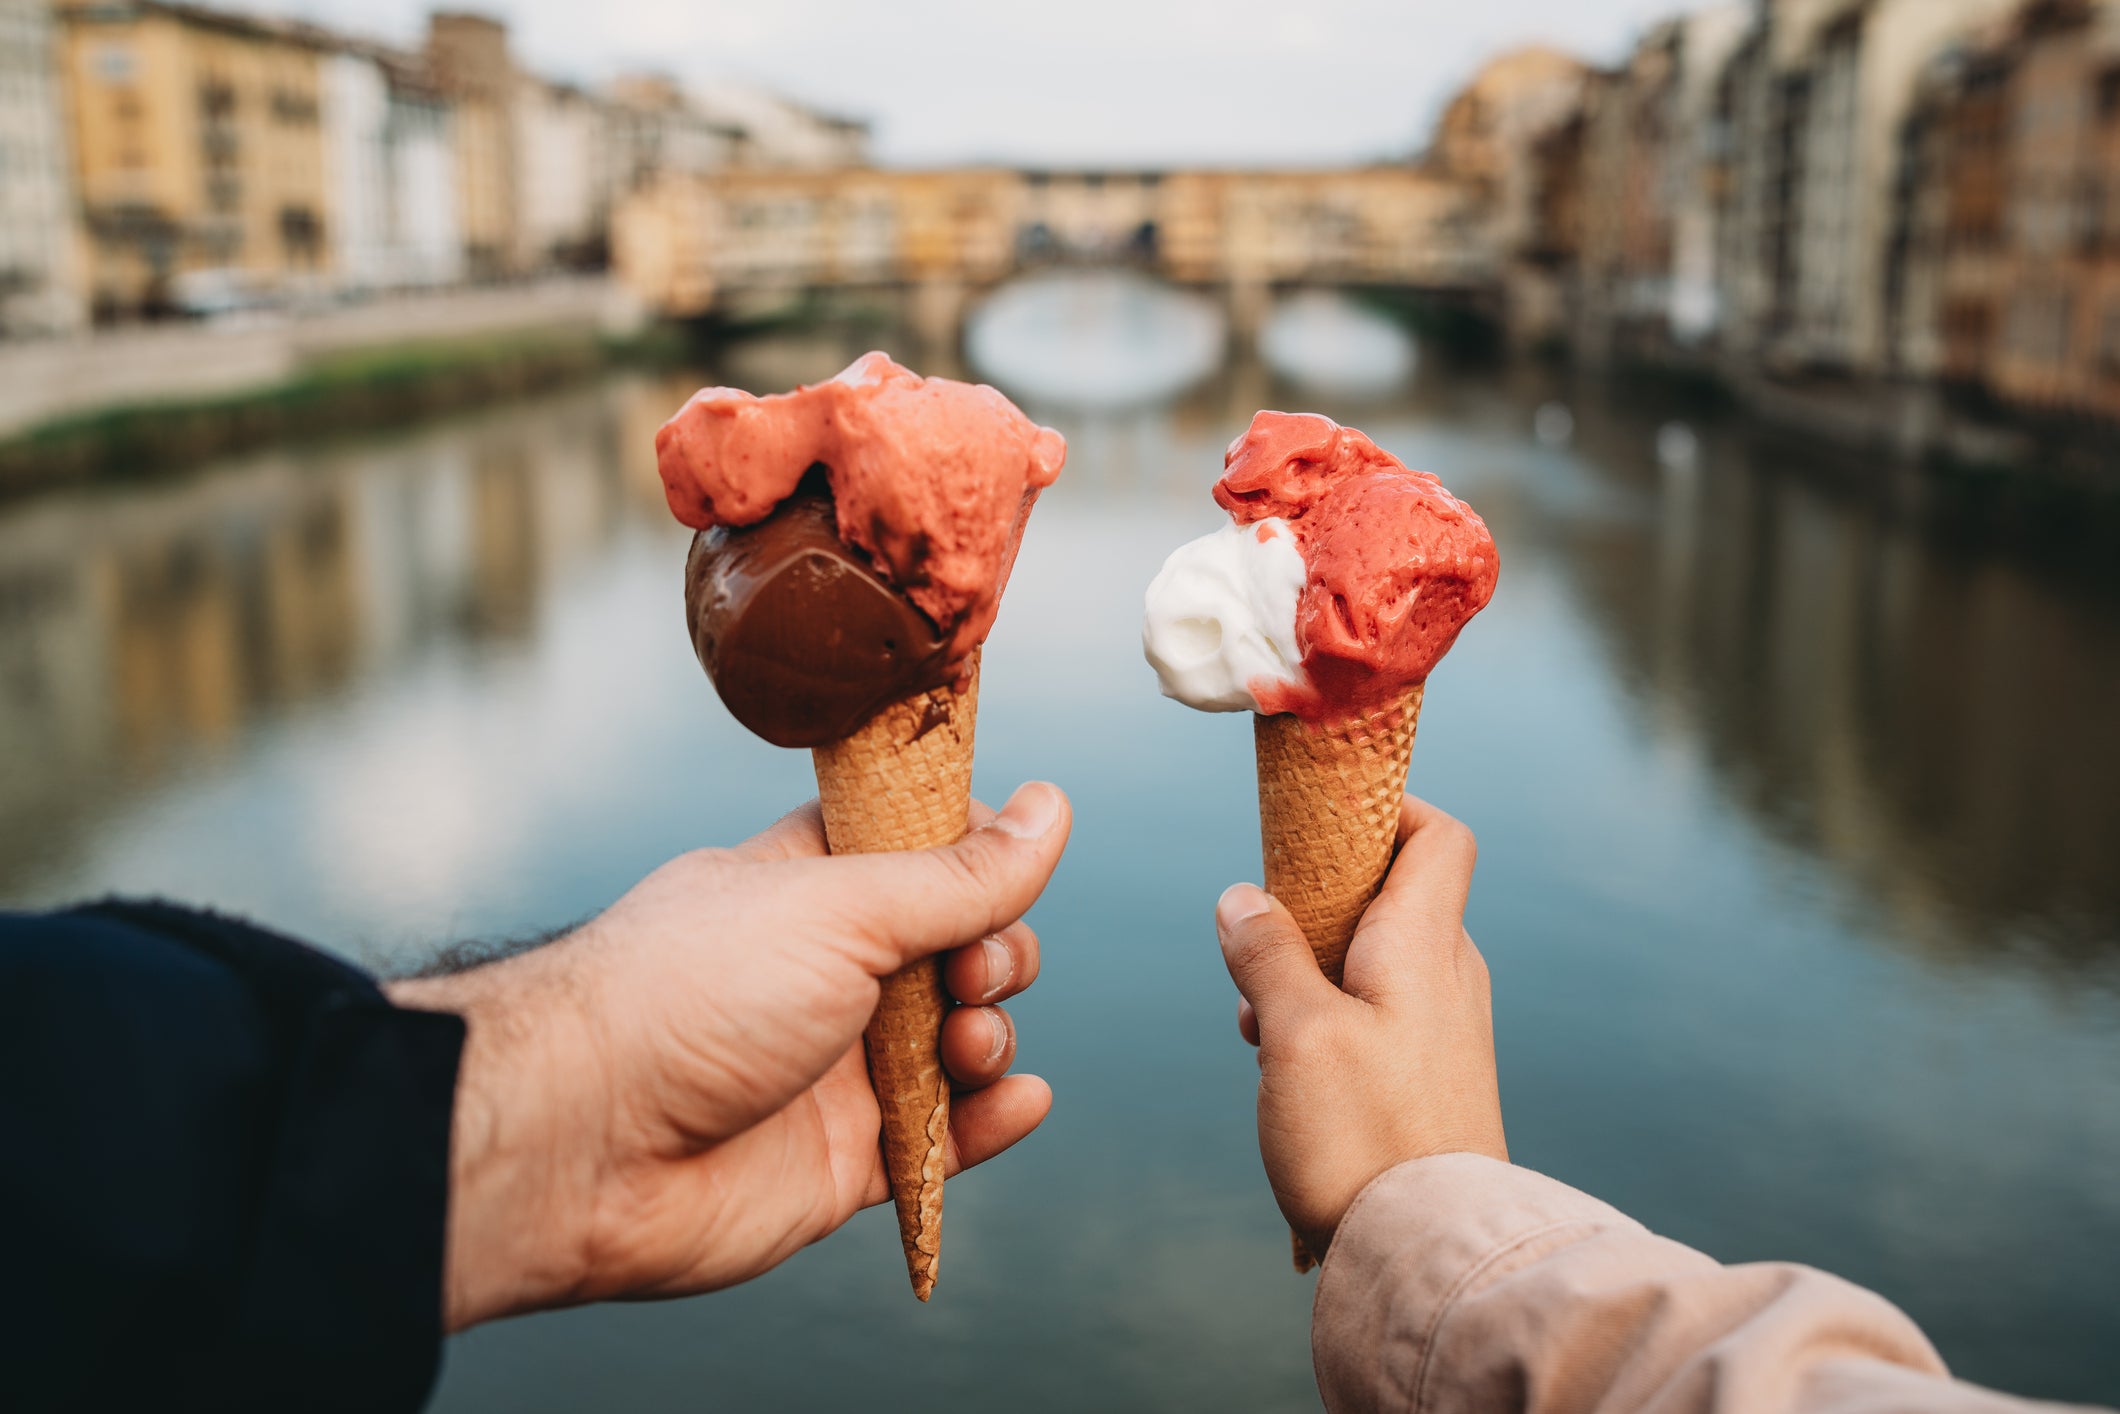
[
  {"left": 1160, "top": 169, "right": 1475, "bottom": 289},
  {"left": 61, "top": 1, "right": 333, "bottom": 316},
  {"left": 612, "top": 167, "right": 1014, "bottom": 319}
]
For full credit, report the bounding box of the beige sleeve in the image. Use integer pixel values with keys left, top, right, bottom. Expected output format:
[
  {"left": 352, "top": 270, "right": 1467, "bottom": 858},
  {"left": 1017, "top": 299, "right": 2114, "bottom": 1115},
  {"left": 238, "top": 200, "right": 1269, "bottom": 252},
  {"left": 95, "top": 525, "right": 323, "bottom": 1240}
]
[{"left": 1311, "top": 1154, "right": 2092, "bottom": 1414}]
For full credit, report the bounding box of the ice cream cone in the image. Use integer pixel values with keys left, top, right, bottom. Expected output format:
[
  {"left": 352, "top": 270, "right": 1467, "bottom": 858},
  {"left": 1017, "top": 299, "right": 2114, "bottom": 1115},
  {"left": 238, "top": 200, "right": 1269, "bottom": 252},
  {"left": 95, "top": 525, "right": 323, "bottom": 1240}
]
[
  {"left": 1252, "top": 683, "right": 1424, "bottom": 1272},
  {"left": 811, "top": 649, "right": 981, "bottom": 1301}
]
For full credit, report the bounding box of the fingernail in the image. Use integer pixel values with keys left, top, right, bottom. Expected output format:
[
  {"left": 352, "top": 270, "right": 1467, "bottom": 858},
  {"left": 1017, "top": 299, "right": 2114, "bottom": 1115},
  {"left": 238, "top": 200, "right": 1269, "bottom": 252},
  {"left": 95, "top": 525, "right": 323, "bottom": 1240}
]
[
  {"left": 993, "top": 783, "right": 1059, "bottom": 840},
  {"left": 979, "top": 936, "right": 1014, "bottom": 1002},
  {"left": 983, "top": 1007, "right": 1013, "bottom": 1063},
  {"left": 1216, "top": 883, "right": 1272, "bottom": 933}
]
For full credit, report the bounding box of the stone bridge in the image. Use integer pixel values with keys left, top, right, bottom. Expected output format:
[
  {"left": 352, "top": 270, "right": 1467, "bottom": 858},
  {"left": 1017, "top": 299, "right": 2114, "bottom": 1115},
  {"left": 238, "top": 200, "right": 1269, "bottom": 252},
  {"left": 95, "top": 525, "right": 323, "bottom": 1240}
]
[{"left": 611, "top": 165, "right": 1492, "bottom": 340}]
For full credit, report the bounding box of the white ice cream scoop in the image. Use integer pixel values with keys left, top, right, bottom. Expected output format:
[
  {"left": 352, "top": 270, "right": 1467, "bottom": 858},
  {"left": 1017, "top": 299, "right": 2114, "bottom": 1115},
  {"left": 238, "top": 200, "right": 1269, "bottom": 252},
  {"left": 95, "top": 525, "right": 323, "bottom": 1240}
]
[{"left": 1142, "top": 518, "right": 1307, "bottom": 713}]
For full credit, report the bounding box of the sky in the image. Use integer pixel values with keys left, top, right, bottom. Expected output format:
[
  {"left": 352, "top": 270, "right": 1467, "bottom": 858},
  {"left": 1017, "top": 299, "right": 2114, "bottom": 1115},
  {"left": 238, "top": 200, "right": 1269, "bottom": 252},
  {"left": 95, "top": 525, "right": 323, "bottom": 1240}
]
[{"left": 256, "top": 0, "right": 1693, "bottom": 167}]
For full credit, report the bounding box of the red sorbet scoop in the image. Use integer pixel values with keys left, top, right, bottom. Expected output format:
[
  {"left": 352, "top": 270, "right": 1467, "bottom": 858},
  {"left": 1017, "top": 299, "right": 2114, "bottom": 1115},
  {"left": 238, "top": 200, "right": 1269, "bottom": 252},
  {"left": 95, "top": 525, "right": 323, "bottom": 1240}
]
[{"left": 1213, "top": 411, "right": 1498, "bottom": 720}]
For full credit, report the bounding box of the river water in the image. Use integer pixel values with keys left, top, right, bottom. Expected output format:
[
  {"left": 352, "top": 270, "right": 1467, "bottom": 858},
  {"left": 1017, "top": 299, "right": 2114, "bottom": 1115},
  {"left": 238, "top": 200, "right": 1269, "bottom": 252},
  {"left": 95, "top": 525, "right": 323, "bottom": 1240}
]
[{"left": 2, "top": 284, "right": 2116, "bottom": 1409}]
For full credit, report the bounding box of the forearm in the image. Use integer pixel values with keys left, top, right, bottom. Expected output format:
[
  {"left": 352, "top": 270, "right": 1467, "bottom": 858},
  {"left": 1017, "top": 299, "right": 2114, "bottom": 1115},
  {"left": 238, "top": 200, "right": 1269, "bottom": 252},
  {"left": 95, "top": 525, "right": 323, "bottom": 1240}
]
[{"left": 1313, "top": 1155, "right": 2060, "bottom": 1414}]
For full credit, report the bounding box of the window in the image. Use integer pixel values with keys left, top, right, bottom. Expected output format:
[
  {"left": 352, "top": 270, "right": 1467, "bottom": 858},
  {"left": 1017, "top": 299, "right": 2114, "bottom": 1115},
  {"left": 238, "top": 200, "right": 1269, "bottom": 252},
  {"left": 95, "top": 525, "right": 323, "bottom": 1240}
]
[
  {"left": 2008, "top": 286, "right": 2073, "bottom": 363},
  {"left": 2101, "top": 301, "right": 2120, "bottom": 381},
  {"left": 94, "top": 44, "right": 134, "bottom": 84},
  {"left": 2082, "top": 176, "right": 2108, "bottom": 253},
  {"left": 279, "top": 205, "right": 321, "bottom": 260},
  {"left": 270, "top": 89, "right": 316, "bottom": 124}
]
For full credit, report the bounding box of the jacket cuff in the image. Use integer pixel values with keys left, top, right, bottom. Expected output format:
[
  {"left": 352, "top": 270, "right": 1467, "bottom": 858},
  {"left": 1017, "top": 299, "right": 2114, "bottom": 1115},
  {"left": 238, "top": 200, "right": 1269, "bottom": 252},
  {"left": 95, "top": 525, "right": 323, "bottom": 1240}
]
[
  {"left": 236, "top": 994, "right": 466, "bottom": 1410},
  {"left": 1311, "top": 1155, "right": 1639, "bottom": 1414},
  {"left": 78, "top": 899, "right": 467, "bottom": 1411}
]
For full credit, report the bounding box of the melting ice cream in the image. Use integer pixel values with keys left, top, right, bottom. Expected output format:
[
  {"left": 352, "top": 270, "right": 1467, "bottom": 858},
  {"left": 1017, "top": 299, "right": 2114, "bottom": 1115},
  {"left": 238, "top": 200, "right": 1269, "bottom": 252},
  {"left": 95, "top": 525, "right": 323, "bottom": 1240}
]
[
  {"left": 658, "top": 351, "right": 1066, "bottom": 670},
  {"left": 1143, "top": 410, "right": 1497, "bottom": 722}
]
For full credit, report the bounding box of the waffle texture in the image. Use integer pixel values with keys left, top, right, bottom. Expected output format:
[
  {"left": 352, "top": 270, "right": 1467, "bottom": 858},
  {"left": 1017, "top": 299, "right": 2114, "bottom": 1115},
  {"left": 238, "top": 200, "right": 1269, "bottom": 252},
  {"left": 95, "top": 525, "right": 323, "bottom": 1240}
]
[
  {"left": 1253, "top": 684, "right": 1424, "bottom": 1272},
  {"left": 811, "top": 650, "right": 981, "bottom": 1301}
]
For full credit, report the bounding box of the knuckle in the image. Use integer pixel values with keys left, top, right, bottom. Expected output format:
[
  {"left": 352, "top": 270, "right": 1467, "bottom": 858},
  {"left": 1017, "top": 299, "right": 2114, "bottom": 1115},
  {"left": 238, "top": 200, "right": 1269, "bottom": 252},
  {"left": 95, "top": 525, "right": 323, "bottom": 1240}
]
[
  {"left": 931, "top": 836, "right": 999, "bottom": 899},
  {"left": 1223, "top": 919, "right": 1297, "bottom": 977},
  {"left": 1439, "top": 816, "right": 1478, "bottom": 863},
  {"left": 1010, "top": 932, "right": 1042, "bottom": 985}
]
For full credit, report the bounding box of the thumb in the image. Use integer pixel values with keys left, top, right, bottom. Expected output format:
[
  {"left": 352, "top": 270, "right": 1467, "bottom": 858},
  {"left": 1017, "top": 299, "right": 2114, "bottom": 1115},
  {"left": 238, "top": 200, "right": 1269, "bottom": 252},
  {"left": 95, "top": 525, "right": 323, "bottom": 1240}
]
[
  {"left": 805, "top": 781, "right": 1072, "bottom": 971},
  {"left": 1216, "top": 885, "right": 1340, "bottom": 1031}
]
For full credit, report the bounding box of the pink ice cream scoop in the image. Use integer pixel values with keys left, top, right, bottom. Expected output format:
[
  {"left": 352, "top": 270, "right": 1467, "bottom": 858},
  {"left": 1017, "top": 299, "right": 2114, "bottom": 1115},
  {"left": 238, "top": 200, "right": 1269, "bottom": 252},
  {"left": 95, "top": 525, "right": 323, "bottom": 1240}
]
[
  {"left": 1145, "top": 410, "right": 1498, "bottom": 723},
  {"left": 657, "top": 351, "right": 1068, "bottom": 667}
]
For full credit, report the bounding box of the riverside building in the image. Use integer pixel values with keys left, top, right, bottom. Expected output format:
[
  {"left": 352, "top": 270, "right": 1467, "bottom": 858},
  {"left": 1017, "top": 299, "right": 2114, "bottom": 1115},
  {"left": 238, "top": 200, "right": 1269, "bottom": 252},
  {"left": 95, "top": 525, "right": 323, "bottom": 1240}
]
[
  {"left": 422, "top": 11, "right": 515, "bottom": 279},
  {"left": 1896, "top": 0, "right": 2120, "bottom": 425},
  {"left": 322, "top": 41, "right": 462, "bottom": 293},
  {"left": 0, "top": 0, "right": 86, "bottom": 334},
  {"left": 60, "top": 0, "right": 333, "bottom": 317},
  {"left": 1701, "top": 0, "right": 2023, "bottom": 376}
]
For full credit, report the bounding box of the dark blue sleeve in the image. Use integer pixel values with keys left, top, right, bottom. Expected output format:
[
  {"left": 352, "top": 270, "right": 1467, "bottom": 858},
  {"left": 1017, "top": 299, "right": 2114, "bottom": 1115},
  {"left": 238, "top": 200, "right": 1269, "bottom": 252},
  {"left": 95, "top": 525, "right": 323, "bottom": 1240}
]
[{"left": 0, "top": 900, "right": 465, "bottom": 1413}]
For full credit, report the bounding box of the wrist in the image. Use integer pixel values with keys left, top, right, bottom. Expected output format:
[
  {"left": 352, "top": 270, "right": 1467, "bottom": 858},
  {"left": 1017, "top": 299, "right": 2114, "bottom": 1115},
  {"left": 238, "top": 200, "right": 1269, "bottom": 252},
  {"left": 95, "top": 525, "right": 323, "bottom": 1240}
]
[{"left": 388, "top": 948, "right": 604, "bottom": 1331}]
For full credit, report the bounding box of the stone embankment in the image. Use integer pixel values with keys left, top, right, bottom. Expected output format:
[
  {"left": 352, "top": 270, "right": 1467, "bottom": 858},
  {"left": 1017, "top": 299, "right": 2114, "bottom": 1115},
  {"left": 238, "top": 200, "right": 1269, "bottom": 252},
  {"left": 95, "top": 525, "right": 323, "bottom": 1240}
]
[{"left": 0, "top": 278, "right": 653, "bottom": 488}]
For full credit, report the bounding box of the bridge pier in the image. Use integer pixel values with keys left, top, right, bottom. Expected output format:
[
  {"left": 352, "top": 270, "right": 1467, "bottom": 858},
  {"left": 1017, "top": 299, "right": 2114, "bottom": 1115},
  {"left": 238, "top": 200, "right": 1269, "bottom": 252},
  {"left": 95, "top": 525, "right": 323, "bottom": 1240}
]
[
  {"left": 909, "top": 277, "right": 970, "bottom": 358},
  {"left": 1224, "top": 277, "right": 1271, "bottom": 348}
]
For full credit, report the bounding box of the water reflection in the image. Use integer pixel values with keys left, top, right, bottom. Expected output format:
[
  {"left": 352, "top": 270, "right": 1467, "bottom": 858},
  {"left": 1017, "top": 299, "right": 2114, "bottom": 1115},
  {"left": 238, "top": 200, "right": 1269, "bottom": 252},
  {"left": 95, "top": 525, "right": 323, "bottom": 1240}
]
[
  {"left": 1547, "top": 384, "right": 2120, "bottom": 973},
  {"left": 1258, "top": 289, "right": 1415, "bottom": 397},
  {"left": 4, "top": 325, "right": 2114, "bottom": 970},
  {"left": 1, "top": 296, "right": 2116, "bottom": 1406},
  {"left": 0, "top": 377, "right": 688, "bottom": 902},
  {"left": 966, "top": 270, "right": 1224, "bottom": 408}
]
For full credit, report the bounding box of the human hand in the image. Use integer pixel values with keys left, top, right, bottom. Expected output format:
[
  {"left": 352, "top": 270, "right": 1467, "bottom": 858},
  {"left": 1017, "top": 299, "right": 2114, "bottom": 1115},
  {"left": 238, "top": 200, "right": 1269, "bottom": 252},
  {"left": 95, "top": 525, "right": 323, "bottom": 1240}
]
[
  {"left": 388, "top": 782, "right": 1069, "bottom": 1330},
  {"left": 1215, "top": 794, "right": 1505, "bottom": 1260}
]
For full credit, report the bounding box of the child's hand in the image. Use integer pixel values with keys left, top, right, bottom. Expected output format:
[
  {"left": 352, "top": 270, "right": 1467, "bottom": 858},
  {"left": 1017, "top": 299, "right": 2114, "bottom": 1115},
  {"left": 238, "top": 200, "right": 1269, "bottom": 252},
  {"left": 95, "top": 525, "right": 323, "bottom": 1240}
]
[{"left": 1215, "top": 794, "right": 1506, "bottom": 1260}]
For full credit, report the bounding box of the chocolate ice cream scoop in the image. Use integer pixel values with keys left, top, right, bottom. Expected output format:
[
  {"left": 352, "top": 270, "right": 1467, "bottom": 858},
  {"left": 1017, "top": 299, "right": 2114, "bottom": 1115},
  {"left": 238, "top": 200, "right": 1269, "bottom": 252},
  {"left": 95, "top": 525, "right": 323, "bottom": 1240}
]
[{"left": 685, "top": 483, "right": 957, "bottom": 748}]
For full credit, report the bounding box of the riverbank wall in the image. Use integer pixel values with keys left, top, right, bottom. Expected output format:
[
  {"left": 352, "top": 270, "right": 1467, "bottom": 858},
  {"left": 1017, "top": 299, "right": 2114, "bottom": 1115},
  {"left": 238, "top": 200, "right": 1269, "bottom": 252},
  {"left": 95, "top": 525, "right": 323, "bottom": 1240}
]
[
  {"left": 1713, "top": 367, "right": 2116, "bottom": 505},
  {"left": 1543, "top": 318, "right": 2120, "bottom": 507},
  {"left": 0, "top": 279, "right": 672, "bottom": 493}
]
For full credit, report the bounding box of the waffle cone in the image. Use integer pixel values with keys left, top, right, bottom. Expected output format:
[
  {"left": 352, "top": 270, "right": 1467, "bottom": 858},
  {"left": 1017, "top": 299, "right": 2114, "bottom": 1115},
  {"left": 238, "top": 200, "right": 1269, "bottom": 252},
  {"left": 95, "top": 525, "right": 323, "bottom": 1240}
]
[
  {"left": 1253, "top": 683, "right": 1424, "bottom": 1272},
  {"left": 810, "top": 650, "right": 980, "bottom": 1302}
]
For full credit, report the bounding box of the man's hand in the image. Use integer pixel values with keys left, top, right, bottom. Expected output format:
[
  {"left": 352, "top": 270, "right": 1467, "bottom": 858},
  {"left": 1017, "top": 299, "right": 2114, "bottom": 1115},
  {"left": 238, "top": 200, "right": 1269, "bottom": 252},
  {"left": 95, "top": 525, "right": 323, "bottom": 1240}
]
[
  {"left": 389, "top": 782, "right": 1069, "bottom": 1331},
  {"left": 1215, "top": 794, "right": 1505, "bottom": 1261}
]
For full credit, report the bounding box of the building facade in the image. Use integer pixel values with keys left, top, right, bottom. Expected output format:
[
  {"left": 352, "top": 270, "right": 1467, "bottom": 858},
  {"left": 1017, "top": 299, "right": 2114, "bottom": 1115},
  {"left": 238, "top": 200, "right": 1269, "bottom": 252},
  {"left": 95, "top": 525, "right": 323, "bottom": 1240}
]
[
  {"left": 62, "top": 0, "right": 335, "bottom": 317},
  {"left": 1703, "top": 0, "right": 2024, "bottom": 375},
  {"left": 1573, "top": 6, "right": 1750, "bottom": 355},
  {"left": 1426, "top": 46, "right": 1591, "bottom": 346},
  {"left": 1666, "top": 6, "right": 1751, "bottom": 343},
  {"left": 0, "top": 0, "right": 85, "bottom": 333},
  {"left": 513, "top": 78, "right": 606, "bottom": 271},
  {"left": 423, "top": 11, "right": 513, "bottom": 278},
  {"left": 1898, "top": 0, "right": 2120, "bottom": 421},
  {"left": 611, "top": 166, "right": 1478, "bottom": 323},
  {"left": 606, "top": 72, "right": 740, "bottom": 205},
  {"left": 321, "top": 47, "right": 389, "bottom": 291},
  {"left": 695, "top": 86, "right": 870, "bottom": 169},
  {"left": 6, "top": 2, "right": 923, "bottom": 335},
  {"left": 321, "top": 43, "right": 462, "bottom": 292},
  {"left": 379, "top": 55, "right": 462, "bottom": 288}
]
